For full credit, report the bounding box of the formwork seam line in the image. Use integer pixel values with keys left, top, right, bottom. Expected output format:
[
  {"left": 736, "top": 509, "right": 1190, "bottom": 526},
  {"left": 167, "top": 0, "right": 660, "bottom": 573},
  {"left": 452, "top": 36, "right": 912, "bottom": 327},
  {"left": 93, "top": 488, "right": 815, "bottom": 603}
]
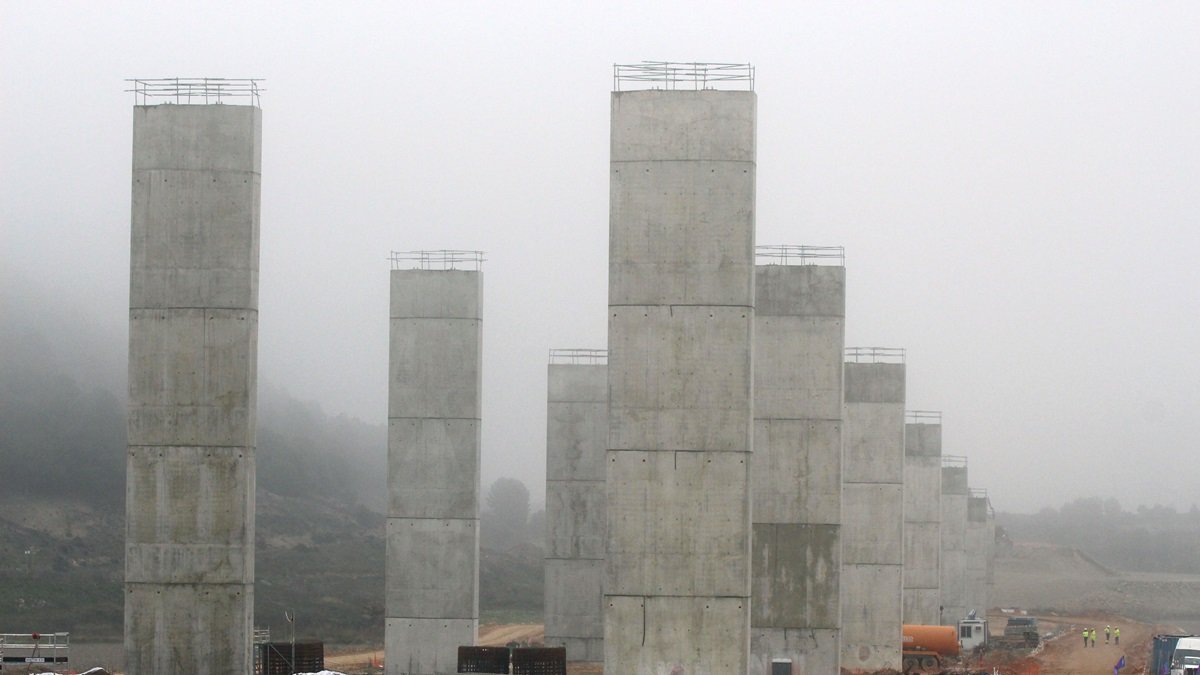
[
  {"left": 133, "top": 168, "right": 261, "bottom": 175},
  {"left": 753, "top": 416, "right": 843, "bottom": 422},
  {"left": 608, "top": 304, "right": 754, "bottom": 309},
  {"left": 610, "top": 159, "right": 756, "bottom": 164},
  {"left": 127, "top": 441, "right": 254, "bottom": 446},
  {"left": 384, "top": 413, "right": 477, "bottom": 417},
  {"left": 129, "top": 307, "right": 259, "bottom": 312},
  {"left": 606, "top": 448, "right": 752, "bottom": 453},
  {"left": 759, "top": 313, "right": 846, "bottom": 318},
  {"left": 385, "top": 518, "right": 479, "bottom": 523},
  {"left": 388, "top": 316, "right": 481, "bottom": 321},
  {"left": 124, "top": 581, "right": 252, "bottom": 586},
  {"left": 604, "top": 594, "right": 751, "bottom": 599}
]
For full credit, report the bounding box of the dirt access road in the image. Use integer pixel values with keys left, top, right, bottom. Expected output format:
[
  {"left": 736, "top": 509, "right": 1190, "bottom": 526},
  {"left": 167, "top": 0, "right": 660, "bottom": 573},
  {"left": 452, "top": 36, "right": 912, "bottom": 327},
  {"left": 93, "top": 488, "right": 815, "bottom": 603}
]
[
  {"left": 1014, "top": 613, "right": 1153, "bottom": 675},
  {"left": 325, "top": 624, "right": 549, "bottom": 672},
  {"left": 326, "top": 615, "right": 1157, "bottom": 674}
]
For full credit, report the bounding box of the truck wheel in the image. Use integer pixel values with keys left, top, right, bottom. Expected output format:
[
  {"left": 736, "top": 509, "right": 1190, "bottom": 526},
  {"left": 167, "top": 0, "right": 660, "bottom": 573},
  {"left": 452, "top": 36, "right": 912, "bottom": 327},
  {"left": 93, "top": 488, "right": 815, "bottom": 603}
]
[
  {"left": 921, "top": 656, "right": 938, "bottom": 670},
  {"left": 902, "top": 656, "right": 918, "bottom": 672}
]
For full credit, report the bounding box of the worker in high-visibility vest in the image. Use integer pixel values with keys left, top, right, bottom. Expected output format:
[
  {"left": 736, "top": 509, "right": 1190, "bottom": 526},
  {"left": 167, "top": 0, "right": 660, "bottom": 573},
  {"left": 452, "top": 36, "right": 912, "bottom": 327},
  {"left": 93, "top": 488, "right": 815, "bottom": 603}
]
[
  {"left": 1082, "top": 628, "right": 1089, "bottom": 647},
  {"left": 1106, "top": 625, "right": 1111, "bottom": 643},
  {"left": 1090, "top": 628, "right": 1097, "bottom": 647},
  {"left": 1115, "top": 627, "right": 1120, "bottom": 645}
]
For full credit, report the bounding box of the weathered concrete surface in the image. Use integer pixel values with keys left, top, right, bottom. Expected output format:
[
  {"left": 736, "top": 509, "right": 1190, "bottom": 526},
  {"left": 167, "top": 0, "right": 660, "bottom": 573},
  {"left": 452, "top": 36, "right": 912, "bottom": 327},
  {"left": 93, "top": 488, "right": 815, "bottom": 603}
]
[
  {"left": 903, "top": 421, "right": 942, "bottom": 624},
  {"left": 387, "top": 270, "right": 481, "bottom": 674},
  {"left": 841, "top": 361, "right": 905, "bottom": 672},
  {"left": 607, "top": 451, "right": 750, "bottom": 597},
  {"left": 385, "top": 619, "right": 475, "bottom": 675},
  {"left": 751, "top": 523, "right": 840, "bottom": 627},
  {"left": 750, "top": 628, "right": 839, "bottom": 675},
  {"left": 842, "top": 483, "right": 905, "bottom": 564},
  {"left": 388, "top": 419, "right": 479, "bottom": 520},
  {"left": 608, "top": 306, "right": 752, "bottom": 452},
  {"left": 545, "top": 559, "right": 605, "bottom": 661},
  {"left": 753, "top": 419, "right": 841, "bottom": 525},
  {"left": 125, "top": 103, "right": 259, "bottom": 675},
  {"left": 939, "top": 462, "right": 969, "bottom": 625},
  {"left": 606, "top": 595, "right": 750, "bottom": 675},
  {"left": 840, "top": 564, "right": 903, "bottom": 668},
  {"left": 965, "top": 491, "right": 991, "bottom": 617},
  {"left": 751, "top": 263, "right": 844, "bottom": 674},
  {"left": 985, "top": 507, "right": 996, "bottom": 613},
  {"left": 544, "top": 362, "right": 606, "bottom": 661},
  {"left": 385, "top": 518, "right": 478, "bottom": 618},
  {"left": 605, "top": 89, "right": 755, "bottom": 674}
]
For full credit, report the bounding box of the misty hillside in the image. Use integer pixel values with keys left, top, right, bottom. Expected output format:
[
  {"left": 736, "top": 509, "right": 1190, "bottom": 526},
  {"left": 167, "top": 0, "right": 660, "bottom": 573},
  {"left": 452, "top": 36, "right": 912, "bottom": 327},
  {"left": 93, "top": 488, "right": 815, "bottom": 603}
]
[
  {"left": 998, "top": 497, "right": 1200, "bottom": 575},
  {"left": 0, "top": 299, "right": 544, "bottom": 641},
  {"left": 0, "top": 306, "right": 386, "bottom": 640},
  {"left": 0, "top": 271, "right": 389, "bottom": 512}
]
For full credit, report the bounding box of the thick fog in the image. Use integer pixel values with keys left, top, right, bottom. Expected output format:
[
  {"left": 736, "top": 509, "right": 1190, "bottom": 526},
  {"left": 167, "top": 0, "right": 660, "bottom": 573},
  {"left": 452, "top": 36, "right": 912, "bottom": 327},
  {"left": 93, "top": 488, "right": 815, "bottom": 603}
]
[{"left": 2, "top": 2, "right": 1197, "bottom": 513}]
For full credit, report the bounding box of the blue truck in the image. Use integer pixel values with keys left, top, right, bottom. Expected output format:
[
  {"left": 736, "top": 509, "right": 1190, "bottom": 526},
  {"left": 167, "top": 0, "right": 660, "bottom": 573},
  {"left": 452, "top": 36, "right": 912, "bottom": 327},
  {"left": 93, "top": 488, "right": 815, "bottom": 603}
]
[{"left": 1151, "top": 634, "right": 1200, "bottom": 675}]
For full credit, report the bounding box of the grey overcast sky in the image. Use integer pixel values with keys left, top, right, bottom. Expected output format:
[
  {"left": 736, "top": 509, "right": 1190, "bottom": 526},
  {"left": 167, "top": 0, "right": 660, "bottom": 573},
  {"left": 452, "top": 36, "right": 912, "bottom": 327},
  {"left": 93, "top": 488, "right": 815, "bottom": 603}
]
[{"left": 2, "top": 1, "right": 1197, "bottom": 513}]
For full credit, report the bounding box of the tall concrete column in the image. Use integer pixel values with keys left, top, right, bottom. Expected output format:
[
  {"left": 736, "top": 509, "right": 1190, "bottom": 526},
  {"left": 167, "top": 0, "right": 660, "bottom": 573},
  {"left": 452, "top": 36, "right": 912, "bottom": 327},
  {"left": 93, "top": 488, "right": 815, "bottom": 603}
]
[
  {"left": 125, "top": 90, "right": 261, "bottom": 675},
  {"left": 903, "top": 412, "right": 942, "bottom": 625},
  {"left": 386, "top": 251, "right": 482, "bottom": 675},
  {"left": 965, "top": 489, "right": 991, "bottom": 617},
  {"left": 544, "top": 349, "right": 607, "bottom": 663},
  {"left": 841, "top": 350, "right": 906, "bottom": 672},
  {"left": 606, "top": 63, "right": 756, "bottom": 675},
  {"left": 985, "top": 505, "right": 996, "bottom": 614},
  {"left": 750, "top": 248, "right": 845, "bottom": 674},
  {"left": 939, "top": 457, "right": 969, "bottom": 625}
]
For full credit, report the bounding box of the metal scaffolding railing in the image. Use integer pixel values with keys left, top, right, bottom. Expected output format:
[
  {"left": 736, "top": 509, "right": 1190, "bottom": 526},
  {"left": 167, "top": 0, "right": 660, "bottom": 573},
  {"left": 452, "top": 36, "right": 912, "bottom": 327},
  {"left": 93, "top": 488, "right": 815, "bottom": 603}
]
[
  {"left": 942, "top": 455, "right": 968, "bottom": 468},
  {"left": 845, "top": 347, "right": 906, "bottom": 364},
  {"left": 549, "top": 348, "right": 608, "bottom": 365},
  {"left": 906, "top": 410, "right": 943, "bottom": 424},
  {"left": 252, "top": 628, "right": 271, "bottom": 675},
  {"left": 389, "top": 250, "right": 485, "bottom": 271},
  {"left": 756, "top": 245, "right": 844, "bottom": 266},
  {"left": 0, "top": 633, "right": 70, "bottom": 668},
  {"left": 969, "top": 488, "right": 995, "bottom": 518},
  {"left": 126, "top": 78, "right": 264, "bottom": 106},
  {"left": 614, "top": 61, "right": 754, "bottom": 91}
]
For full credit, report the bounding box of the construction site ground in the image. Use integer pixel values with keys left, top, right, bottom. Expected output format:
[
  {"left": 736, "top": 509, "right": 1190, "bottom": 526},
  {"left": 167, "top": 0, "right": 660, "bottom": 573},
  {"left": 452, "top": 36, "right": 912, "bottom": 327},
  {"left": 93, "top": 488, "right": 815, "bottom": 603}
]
[
  {"left": 323, "top": 611, "right": 1152, "bottom": 674},
  {"left": 88, "top": 541, "right": 1200, "bottom": 673},
  {"left": 324, "top": 541, "right": 1200, "bottom": 674}
]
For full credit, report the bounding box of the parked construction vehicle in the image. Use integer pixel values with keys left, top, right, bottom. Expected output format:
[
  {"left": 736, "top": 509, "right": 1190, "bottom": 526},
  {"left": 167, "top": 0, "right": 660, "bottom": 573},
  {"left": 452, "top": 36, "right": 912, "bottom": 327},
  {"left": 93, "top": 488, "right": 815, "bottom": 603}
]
[
  {"left": 902, "top": 624, "right": 960, "bottom": 673},
  {"left": 999, "top": 616, "right": 1040, "bottom": 648}
]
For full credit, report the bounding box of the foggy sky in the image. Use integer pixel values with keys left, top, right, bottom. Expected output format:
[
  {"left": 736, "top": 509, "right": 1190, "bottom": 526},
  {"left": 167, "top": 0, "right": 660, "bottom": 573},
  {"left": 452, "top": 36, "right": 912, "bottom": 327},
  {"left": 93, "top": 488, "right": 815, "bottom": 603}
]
[{"left": 2, "top": 1, "right": 1198, "bottom": 513}]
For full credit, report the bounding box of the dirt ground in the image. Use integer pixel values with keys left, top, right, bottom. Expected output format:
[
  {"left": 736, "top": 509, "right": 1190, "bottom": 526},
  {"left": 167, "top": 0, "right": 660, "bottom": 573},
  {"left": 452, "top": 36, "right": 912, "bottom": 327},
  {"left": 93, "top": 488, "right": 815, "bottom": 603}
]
[
  {"left": 325, "top": 613, "right": 1153, "bottom": 675},
  {"left": 326, "top": 541, "right": 1197, "bottom": 674},
  {"left": 989, "top": 612, "right": 1152, "bottom": 675},
  {"left": 325, "top": 624, "right": 561, "bottom": 672}
]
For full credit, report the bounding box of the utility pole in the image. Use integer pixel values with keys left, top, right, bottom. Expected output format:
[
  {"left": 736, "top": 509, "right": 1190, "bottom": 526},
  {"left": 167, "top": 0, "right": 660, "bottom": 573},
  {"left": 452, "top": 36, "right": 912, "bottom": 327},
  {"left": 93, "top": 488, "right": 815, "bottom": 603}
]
[{"left": 284, "top": 611, "right": 295, "bottom": 674}]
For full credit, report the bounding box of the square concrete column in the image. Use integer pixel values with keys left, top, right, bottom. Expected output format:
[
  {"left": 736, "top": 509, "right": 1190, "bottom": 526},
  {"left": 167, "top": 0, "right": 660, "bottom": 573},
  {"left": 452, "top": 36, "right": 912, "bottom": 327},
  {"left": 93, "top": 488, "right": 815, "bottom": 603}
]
[
  {"left": 606, "top": 63, "right": 756, "bottom": 675},
  {"left": 903, "top": 412, "right": 943, "bottom": 625},
  {"left": 985, "top": 506, "right": 996, "bottom": 612},
  {"left": 386, "top": 251, "right": 483, "bottom": 675},
  {"left": 750, "top": 250, "right": 845, "bottom": 675},
  {"left": 939, "top": 457, "right": 969, "bottom": 625},
  {"left": 125, "top": 90, "right": 261, "bottom": 675},
  {"left": 544, "top": 350, "right": 607, "bottom": 663},
  {"left": 965, "top": 489, "right": 992, "bottom": 618},
  {"left": 841, "top": 350, "right": 906, "bottom": 671}
]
